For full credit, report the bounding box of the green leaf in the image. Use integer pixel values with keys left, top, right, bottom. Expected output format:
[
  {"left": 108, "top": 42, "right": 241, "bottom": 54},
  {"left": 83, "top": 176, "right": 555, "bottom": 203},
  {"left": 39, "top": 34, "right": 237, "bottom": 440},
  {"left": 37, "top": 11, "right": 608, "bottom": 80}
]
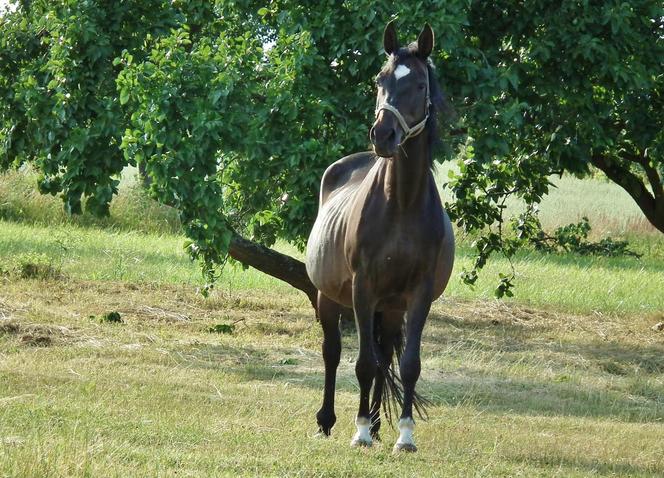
[{"left": 120, "top": 88, "right": 129, "bottom": 105}]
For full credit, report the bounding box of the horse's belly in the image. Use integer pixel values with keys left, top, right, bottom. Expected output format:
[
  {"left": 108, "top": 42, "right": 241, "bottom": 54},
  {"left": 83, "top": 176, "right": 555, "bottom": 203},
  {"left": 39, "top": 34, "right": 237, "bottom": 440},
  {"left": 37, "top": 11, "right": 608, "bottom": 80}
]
[
  {"left": 432, "top": 211, "right": 456, "bottom": 300},
  {"left": 305, "top": 195, "right": 353, "bottom": 307}
]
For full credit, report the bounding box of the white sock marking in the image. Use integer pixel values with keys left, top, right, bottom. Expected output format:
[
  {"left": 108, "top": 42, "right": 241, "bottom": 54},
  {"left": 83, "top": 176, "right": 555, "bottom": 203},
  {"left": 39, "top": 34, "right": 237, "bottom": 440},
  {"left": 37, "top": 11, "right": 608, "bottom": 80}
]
[
  {"left": 352, "top": 417, "right": 372, "bottom": 445},
  {"left": 394, "top": 64, "right": 411, "bottom": 80},
  {"left": 396, "top": 417, "right": 415, "bottom": 446}
]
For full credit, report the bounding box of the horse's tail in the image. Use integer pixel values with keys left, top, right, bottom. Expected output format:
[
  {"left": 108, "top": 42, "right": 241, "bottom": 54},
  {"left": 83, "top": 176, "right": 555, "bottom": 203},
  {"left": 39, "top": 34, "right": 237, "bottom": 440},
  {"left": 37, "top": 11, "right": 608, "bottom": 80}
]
[{"left": 373, "top": 312, "right": 430, "bottom": 426}]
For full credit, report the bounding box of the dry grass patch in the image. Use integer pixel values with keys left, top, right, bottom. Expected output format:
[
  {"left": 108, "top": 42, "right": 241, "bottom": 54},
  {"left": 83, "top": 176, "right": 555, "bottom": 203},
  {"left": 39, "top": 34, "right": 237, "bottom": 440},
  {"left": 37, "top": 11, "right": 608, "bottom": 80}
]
[
  {"left": 0, "top": 318, "right": 77, "bottom": 347},
  {"left": 1, "top": 277, "right": 663, "bottom": 477}
]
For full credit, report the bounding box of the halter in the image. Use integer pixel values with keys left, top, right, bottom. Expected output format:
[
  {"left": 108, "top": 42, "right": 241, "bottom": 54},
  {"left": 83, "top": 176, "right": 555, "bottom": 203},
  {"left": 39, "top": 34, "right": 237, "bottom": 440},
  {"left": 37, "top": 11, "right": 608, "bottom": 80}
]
[{"left": 374, "top": 63, "right": 431, "bottom": 141}]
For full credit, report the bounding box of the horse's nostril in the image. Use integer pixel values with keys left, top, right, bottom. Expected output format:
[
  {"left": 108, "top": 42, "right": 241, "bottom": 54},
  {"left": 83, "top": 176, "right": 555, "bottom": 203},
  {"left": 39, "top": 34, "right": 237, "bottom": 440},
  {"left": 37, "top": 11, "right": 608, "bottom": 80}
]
[
  {"left": 387, "top": 128, "right": 396, "bottom": 142},
  {"left": 369, "top": 126, "right": 377, "bottom": 144}
]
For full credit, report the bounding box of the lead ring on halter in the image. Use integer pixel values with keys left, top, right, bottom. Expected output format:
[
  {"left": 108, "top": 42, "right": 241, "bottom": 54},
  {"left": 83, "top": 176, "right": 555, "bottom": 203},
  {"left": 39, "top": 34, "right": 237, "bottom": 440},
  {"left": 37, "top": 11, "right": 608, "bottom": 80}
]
[{"left": 374, "top": 64, "right": 431, "bottom": 141}]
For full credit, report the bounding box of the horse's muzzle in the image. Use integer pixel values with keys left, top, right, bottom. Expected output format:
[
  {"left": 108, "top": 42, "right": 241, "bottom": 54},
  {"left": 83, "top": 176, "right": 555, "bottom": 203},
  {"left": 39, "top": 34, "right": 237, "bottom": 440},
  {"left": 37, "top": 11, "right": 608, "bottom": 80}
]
[{"left": 370, "top": 116, "right": 402, "bottom": 158}]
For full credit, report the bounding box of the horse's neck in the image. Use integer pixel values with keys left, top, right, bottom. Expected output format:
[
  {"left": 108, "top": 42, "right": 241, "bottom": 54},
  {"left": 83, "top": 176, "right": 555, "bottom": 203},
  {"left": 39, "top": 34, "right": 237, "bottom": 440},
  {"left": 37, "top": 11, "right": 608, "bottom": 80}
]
[{"left": 383, "top": 134, "right": 431, "bottom": 210}]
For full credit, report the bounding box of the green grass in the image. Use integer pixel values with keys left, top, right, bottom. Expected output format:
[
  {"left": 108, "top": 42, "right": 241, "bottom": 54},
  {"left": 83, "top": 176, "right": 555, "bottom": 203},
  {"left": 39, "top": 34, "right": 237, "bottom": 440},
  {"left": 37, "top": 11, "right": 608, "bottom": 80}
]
[
  {"left": 1, "top": 169, "right": 663, "bottom": 476},
  {"left": 0, "top": 279, "right": 662, "bottom": 477},
  {"left": 1, "top": 218, "right": 661, "bottom": 315}
]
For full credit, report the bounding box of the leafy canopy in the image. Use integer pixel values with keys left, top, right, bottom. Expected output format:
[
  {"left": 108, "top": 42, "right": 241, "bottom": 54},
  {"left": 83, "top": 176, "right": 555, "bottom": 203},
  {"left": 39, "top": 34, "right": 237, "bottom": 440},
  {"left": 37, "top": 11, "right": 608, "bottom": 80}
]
[{"left": 1, "top": 1, "right": 662, "bottom": 294}]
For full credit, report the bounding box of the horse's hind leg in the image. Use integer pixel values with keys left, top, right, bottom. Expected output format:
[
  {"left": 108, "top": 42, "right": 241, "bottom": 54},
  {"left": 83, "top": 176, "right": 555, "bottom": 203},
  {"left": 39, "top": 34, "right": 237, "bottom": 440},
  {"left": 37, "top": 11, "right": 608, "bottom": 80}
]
[
  {"left": 316, "top": 292, "right": 342, "bottom": 436},
  {"left": 369, "top": 310, "right": 404, "bottom": 440}
]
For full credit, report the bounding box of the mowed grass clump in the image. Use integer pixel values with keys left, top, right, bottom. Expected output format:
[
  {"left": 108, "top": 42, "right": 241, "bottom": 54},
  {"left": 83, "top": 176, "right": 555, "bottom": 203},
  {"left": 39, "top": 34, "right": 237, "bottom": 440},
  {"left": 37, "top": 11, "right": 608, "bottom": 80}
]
[{"left": 0, "top": 278, "right": 663, "bottom": 476}]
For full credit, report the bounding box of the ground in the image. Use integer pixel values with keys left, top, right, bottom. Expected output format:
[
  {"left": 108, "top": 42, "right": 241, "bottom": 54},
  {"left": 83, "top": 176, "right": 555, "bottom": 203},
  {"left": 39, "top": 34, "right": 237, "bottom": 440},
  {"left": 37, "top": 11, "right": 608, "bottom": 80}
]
[
  {"left": 0, "top": 169, "right": 663, "bottom": 476},
  {"left": 1, "top": 277, "right": 663, "bottom": 477}
]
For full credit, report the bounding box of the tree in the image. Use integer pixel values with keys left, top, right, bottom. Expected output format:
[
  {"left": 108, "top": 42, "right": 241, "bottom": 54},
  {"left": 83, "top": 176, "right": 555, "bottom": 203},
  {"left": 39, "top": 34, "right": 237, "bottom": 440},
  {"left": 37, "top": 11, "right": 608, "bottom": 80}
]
[
  {"left": 0, "top": 0, "right": 180, "bottom": 215},
  {"left": 447, "top": 1, "right": 664, "bottom": 293},
  {"left": 1, "top": 1, "right": 662, "bottom": 303}
]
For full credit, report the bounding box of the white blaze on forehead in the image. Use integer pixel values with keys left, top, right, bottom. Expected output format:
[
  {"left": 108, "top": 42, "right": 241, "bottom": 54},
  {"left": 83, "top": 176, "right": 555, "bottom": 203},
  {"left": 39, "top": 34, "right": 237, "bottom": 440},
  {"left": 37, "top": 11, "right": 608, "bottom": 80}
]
[{"left": 394, "top": 64, "right": 411, "bottom": 80}]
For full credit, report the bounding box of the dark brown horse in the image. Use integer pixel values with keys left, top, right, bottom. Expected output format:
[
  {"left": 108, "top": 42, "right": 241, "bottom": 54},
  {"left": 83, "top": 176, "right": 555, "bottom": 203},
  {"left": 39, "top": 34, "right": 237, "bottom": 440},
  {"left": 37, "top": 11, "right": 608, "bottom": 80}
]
[{"left": 306, "top": 21, "right": 455, "bottom": 453}]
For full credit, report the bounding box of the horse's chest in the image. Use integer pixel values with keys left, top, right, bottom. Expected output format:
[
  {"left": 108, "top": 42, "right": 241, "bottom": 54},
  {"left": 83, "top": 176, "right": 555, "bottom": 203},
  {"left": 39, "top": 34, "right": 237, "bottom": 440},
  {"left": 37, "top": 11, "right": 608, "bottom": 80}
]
[
  {"left": 375, "top": 227, "right": 424, "bottom": 266},
  {"left": 353, "top": 217, "right": 442, "bottom": 291}
]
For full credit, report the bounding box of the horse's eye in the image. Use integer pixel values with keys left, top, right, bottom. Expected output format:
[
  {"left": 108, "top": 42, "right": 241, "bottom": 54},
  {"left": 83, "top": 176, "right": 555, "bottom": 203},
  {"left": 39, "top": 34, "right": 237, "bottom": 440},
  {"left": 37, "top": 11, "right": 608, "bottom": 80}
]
[{"left": 418, "top": 83, "right": 426, "bottom": 91}]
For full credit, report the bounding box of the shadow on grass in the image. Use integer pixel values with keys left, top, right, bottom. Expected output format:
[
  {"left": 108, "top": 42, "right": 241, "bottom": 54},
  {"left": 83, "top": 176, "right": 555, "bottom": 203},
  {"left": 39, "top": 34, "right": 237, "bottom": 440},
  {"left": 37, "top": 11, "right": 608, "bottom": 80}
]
[
  {"left": 428, "top": 311, "right": 664, "bottom": 375},
  {"left": 507, "top": 453, "right": 663, "bottom": 477},
  {"left": 178, "top": 338, "right": 664, "bottom": 425},
  {"left": 169, "top": 305, "right": 664, "bottom": 425}
]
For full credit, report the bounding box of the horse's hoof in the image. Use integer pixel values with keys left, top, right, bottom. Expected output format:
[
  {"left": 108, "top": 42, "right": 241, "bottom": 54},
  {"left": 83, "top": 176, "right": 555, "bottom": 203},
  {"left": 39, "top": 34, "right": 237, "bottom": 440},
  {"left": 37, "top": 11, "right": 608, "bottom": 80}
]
[
  {"left": 393, "top": 442, "right": 417, "bottom": 453},
  {"left": 315, "top": 425, "right": 332, "bottom": 438},
  {"left": 350, "top": 437, "right": 373, "bottom": 448},
  {"left": 314, "top": 430, "right": 329, "bottom": 439}
]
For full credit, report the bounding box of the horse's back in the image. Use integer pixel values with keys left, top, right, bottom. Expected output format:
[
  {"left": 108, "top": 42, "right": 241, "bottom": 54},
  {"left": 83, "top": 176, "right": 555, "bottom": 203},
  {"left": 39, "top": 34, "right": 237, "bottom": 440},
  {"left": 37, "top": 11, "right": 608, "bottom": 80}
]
[{"left": 319, "top": 151, "right": 377, "bottom": 205}]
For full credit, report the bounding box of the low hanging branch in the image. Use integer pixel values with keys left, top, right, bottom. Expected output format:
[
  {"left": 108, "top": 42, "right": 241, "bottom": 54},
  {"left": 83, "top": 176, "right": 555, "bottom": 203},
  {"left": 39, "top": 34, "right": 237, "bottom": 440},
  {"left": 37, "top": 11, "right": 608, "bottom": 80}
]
[
  {"left": 228, "top": 234, "right": 358, "bottom": 321},
  {"left": 591, "top": 154, "right": 664, "bottom": 234},
  {"left": 228, "top": 233, "right": 318, "bottom": 310}
]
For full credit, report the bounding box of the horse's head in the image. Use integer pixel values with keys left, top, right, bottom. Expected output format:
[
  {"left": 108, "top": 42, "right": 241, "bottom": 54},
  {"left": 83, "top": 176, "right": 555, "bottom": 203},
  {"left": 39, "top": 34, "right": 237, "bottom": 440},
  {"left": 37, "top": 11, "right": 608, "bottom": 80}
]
[{"left": 370, "top": 21, "right": 434, "bottom": 158}]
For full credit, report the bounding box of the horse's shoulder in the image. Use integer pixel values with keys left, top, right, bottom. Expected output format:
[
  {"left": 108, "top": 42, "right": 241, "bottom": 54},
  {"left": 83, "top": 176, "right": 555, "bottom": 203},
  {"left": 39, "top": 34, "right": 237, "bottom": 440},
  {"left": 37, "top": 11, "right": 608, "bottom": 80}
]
[{"left": 320, "top": 151, "right": 377, "bottom": 205}]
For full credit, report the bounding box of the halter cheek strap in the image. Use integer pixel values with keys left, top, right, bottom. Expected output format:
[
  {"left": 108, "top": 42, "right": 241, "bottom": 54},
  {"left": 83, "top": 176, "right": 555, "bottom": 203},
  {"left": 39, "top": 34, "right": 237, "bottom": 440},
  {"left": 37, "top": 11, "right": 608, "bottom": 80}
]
[{"left": 374, "top": 65, "right": 431, "bottom": 141}]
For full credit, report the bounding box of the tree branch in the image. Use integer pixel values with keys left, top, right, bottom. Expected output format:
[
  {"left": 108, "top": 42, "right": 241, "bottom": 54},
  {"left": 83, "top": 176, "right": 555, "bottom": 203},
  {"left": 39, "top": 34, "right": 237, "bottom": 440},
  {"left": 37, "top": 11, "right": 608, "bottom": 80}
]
[
  {"left": 625, "top": 151, "right": 663, "bottom": 200},
  {"left": 228, "top": 233, "right": 319, "bottom": 311},
  {"left": 591, "top": 153, "right": 664, "bottom": 233}
]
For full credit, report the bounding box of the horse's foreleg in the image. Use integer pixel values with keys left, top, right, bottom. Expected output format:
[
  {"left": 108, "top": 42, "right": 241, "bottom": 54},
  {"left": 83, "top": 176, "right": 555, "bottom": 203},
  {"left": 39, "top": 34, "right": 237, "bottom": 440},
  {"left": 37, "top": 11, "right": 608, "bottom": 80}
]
[
  {"left": 350, "top": 276, "right": 376, "bottom": 448},
  {"left": 395, "top": 287, "right": 432, "bottom": 453},
  {"left": 316, "top": 292, "right": 341, "bottom": 436}
]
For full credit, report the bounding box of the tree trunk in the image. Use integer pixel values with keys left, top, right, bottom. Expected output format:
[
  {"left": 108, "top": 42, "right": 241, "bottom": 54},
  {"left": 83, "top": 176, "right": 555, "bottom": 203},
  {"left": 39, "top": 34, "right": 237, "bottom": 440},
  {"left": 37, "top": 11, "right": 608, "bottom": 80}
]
[
  {"left": 228, "top": 233, "right": 319, "bottom": 311},
  {"left": 137, "top": 162, "right": 152, "bottom": 189}
]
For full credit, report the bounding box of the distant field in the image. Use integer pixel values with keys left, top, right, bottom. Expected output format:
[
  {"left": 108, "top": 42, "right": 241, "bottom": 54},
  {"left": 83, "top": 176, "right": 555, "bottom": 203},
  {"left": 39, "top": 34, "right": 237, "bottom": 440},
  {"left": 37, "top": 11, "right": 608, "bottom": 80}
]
[{"left": 1, "top": 169, "right": 663, "bottom": 315}]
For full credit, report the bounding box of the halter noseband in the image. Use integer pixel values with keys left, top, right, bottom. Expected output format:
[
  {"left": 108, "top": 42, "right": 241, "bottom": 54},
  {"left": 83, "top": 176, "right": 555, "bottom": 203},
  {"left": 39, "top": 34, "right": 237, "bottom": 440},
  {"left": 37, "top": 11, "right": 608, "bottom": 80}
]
[{"left": 374, "top": 63, "right": 431, "bottom": 141}]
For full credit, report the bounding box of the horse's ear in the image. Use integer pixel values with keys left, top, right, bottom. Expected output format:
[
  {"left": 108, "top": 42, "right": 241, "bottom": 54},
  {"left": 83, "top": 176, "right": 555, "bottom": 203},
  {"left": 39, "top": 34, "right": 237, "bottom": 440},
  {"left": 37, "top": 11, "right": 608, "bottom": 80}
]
[
  {"left": 417, "top": 23, "right": 434, "bottom": 58},
  {"left": 383, "top": 20, "right": 399, "bottom": 55}
]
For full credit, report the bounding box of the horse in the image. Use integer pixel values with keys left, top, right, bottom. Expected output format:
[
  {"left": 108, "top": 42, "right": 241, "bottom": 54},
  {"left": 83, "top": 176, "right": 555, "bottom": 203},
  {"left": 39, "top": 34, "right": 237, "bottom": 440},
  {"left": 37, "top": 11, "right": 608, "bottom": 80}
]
[{"left": 305, "top": 21, "right": 455, "bottom": 453}]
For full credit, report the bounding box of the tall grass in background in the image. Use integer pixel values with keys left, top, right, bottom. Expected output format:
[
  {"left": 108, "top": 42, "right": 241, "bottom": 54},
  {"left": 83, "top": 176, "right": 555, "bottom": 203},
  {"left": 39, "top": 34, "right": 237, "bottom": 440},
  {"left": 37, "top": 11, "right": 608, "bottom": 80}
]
[
  {"left": 0, "top": 167, "right": 180, "bottom": 235},
  {"left": 1, "top": 166, "right": 662, "bottom": 315},
  {"left": 435, "top": 163, "right": 660, "bottom": 238},
  {"left": 434, "top": 164, "right": 663, "bottom": 263},
  {"left": 4, "top": 165, "right": 660, "bottom": 239},
  {"left": 2, "top": 165, "right": 663, "bottom": 263}
]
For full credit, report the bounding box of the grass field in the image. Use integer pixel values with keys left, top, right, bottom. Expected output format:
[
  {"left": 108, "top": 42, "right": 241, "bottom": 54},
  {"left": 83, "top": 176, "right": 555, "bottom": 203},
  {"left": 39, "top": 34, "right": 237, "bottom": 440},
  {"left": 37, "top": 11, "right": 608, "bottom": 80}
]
[{"left": 1, "top": 169, "right": 663, "bottom": 476}]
